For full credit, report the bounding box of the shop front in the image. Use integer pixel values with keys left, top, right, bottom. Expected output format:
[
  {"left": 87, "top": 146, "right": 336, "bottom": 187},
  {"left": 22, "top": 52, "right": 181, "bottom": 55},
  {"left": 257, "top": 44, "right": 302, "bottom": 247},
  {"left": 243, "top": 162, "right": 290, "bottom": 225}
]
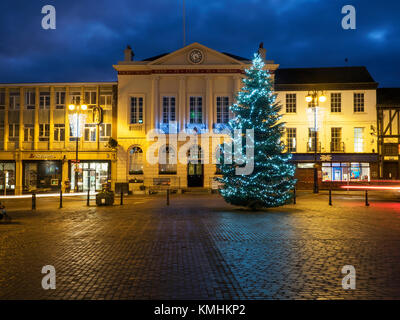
[
  {"left": 22, "top": 160, "right": 62, "bottom": 193},
  {"left": 0, "top": 161, "right": 16, "bottom": 195},
  {"left": 69, "top": 160, "right": 110, "bottom": 192},
  {"left": 292, "top": 153, "right": 379, "bottom": 189}
]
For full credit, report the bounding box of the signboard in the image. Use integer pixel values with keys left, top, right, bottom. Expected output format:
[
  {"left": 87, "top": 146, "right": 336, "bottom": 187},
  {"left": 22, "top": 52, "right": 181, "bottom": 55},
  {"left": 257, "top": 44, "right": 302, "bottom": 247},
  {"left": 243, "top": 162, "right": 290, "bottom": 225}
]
[{"left": 93, "top": 106, "right": 103, "bottom": 124}]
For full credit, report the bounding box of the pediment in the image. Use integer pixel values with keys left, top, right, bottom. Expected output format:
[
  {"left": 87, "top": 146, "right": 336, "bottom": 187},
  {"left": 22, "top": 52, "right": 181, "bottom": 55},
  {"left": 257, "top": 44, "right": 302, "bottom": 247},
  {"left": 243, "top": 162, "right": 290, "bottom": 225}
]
[{"left": 148, "top": 42, "right": 246, "bottom": 66}]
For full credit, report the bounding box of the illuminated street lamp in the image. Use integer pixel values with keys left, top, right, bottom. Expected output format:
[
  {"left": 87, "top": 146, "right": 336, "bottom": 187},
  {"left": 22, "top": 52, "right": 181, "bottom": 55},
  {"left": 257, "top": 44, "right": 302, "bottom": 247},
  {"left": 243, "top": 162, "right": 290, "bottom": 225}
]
[
  {"left": 305, "top": 91, "right": 326, "bottom": 194},
  {"left": 68, "top": 98, "right": 87, "bottom": 192}
]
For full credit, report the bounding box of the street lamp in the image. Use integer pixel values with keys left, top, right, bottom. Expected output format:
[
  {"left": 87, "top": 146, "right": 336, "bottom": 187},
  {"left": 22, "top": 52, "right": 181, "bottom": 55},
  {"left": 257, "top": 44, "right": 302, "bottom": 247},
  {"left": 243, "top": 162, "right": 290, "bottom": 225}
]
[
  {"left": 305, "top": 91, "right": 326, "bottom": 194},
  {"left": 68, "top": 98, "right": 87, "bottom": 192}
]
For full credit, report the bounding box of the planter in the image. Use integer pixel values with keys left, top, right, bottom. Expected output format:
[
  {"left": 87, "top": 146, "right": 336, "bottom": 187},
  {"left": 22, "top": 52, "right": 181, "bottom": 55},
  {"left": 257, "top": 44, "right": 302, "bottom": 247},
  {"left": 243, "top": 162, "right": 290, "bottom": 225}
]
[{"left": 96, "top": 191, "right": 115, "bottom": 206}]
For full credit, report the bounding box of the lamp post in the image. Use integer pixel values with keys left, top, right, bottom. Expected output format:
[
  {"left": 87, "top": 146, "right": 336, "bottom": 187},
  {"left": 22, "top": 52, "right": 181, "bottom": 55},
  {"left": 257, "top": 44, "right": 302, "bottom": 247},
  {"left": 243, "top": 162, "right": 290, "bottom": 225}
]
[
  {"left": 305, "top": 91, "right": 326, "bottom": 194},
  {"left": 68, "top": 98, "right": 87, "bottom": 192}
]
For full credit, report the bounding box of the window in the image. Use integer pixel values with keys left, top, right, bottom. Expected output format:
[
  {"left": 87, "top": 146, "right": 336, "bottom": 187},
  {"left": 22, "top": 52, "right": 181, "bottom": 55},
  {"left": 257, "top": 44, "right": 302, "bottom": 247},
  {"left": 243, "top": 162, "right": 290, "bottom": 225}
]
[
  {"left": 100, "top": 123, "right": 111, "bottom": 142},
  {"left": 84, "top": 124, "right": 96, "bottom": 142},
  {"left": 285, "top": 94, "right": 296, "bottom": 113},
  {"left": 162, "top": 96, "right": 176, "bottom": 123},
  {"left": 39, "top": 92, "right": 50, "bottom": 109},
  {"left": 55, "top": 92, "right": 66, "bottom": 109},
  {"left": 25, "top": 91, "right": 36, "bottom": 109},
  {"left": 130, "top": 97, "right": 143, "bottom": 124},
  {"left": 354, "top": 128, "right": 364, "bottom": 152},
  {"left": 70, "top": 92, "right": 81, "bottom": 105},
  {"left": 129, "top": 146, "right": 143, "bottom": 174},
  {"left": 39, "top": 124, "right": 50, "bottom": 141},
  {"left": 24, "top": 124, "right": 34, "bottom": 142},
  {"left": 159, "top": 145, "right": 177, "bottom": 174},
  {"left": 331, "top": 93, "right": 341, "bottom": 113},
  {"left": 9, "top": 92, "right": 20, "bottom": 110},
  {"left": 331, "top": 127, "right": 342, "bottom": 152},
  {"left": 189, "top": 96, "right": 203, "bottom": 123},
  {"left": 54, "top": 124, "right": 65, "bottom": 141},
  {"left": 354, "top": 93, "right": 364, "bottom": 112},
  {"left": 383, "top": 143, "right": 398, "bottom": 156},
  {"left": 286, "top": 128, "right": 296, "bottom": 152},
  {"left": 308, "top": 99, "right": 316, "bottom": 108},
  {"left": 322, "top": 162, "right": 370, "bottom": 182},
  {"left": 84, "top": 91, "right": 97, "bottom": 105},
  {"left": 308, "top": 128, "right": 318, "bottom": 152},
  {"left": 9, "top": 124, "right": 19, "bottom": 141},
  {"left": 100, "top": 94, "right": 112, "bottom": 109},
  {"left": 0, "top": 91, "right": 5, "bottom": 110},
  {"left": 216, "top": 96, "right": 229, "bottom": 123}
]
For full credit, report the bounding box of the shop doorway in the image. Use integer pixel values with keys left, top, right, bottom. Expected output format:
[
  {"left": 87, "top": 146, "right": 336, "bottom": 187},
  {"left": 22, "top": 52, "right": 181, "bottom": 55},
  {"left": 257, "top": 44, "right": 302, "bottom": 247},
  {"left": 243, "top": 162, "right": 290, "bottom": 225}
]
[
  {"left": 383, "top": 161, "right": 399, "bottom": 180},
  {"left": 70, "top": 161, "right": 110, "bottom": 192},
  {"left": 187, "top": 145, "right": 204, "bottom": 187}
]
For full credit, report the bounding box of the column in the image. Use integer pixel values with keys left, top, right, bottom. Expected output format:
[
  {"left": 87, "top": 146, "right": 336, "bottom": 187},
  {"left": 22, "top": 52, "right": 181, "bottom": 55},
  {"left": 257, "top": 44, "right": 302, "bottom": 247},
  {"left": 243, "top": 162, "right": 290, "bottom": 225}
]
[
  {"left": 206, "top": 77, "right": 213, "bottom": 132},
  {"left": 151, "top": 76, "right": 159, "bottom": 130},
  {"left": 4, "top": 88, "right": 9, "bottom": 151},
  {"left": 64, "top": 86, "right": 70, "bottom": 149},
  {"left": 19, "top": 87, "right": 24, "bottom": 150},
  {"left": 62, "top": 160, "right": 69, "bottom": 192},
  {"left": 34, "top": 87, "right": 39, "bottom": 150},
  {"left": 15, "top": 159, "right": 23, "bottom": 195},
  {"left": 179, "top": 76, "right": 186, "bottom": 131},
  {"left": 49, "top": 86, "right": 55, "bottom": 150}
]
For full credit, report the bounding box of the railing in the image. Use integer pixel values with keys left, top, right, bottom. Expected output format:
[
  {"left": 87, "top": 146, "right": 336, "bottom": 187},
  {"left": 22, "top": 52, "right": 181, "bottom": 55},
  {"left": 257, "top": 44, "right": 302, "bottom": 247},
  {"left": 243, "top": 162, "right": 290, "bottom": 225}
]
[
  {"left": 306, "top": 142, "right": 321, "bottom": 153},
  {"left": 330, "top": 141, "right": 345, "bottom": 153}
]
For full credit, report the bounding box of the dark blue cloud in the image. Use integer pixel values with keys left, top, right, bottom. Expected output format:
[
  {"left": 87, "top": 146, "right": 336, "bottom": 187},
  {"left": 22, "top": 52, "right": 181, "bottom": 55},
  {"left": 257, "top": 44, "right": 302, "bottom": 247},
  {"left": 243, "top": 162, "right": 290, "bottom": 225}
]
[{"left": 0, "top": 0, "right": 399, "bottom": 86}]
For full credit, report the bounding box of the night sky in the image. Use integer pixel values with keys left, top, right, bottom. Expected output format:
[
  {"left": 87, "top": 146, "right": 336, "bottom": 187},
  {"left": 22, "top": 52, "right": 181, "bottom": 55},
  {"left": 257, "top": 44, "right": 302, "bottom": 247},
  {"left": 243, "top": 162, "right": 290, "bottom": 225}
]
[{"left": 0, "top": 0, "right": 399, "bottom": 87}]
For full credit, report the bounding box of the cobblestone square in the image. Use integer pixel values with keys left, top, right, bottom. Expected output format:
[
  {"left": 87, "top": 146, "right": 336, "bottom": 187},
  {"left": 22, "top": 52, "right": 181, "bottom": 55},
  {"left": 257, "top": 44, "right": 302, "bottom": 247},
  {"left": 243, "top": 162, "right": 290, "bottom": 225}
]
[{"left": 0, "top": 191, "right": 400, "bottom": 299}]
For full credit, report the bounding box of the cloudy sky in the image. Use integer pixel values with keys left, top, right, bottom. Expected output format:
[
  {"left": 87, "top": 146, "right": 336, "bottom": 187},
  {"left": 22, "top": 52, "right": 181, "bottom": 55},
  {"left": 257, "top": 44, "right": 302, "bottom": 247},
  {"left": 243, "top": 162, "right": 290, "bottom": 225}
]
[{"left": 0, "top": 0, "right": 399, "bottom": 86}]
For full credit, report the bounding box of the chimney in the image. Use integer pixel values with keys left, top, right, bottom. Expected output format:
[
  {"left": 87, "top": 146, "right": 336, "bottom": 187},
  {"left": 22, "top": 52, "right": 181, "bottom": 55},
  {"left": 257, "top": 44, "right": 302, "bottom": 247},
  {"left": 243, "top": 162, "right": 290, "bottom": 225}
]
[
  {"left": 258, "top": 42, "right": 266, "bottom": 60},
  {"left": 124, "top": 45, "right": 134, "bottom": 61}
]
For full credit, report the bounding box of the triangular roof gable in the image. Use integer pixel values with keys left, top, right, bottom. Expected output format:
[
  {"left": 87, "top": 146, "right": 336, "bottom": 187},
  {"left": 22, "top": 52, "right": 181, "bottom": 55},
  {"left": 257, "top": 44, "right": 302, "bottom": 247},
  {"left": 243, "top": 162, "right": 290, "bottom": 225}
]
[{"left": 147, "top": 42, "right": 246, "bottom": 66}]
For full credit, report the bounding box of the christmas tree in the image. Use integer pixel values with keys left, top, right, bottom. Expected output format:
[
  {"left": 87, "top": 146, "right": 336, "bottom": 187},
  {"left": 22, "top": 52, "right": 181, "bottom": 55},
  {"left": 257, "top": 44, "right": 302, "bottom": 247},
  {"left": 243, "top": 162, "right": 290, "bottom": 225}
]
[{"left": 217, "top": 53, "right": 296, "bottom": 209}]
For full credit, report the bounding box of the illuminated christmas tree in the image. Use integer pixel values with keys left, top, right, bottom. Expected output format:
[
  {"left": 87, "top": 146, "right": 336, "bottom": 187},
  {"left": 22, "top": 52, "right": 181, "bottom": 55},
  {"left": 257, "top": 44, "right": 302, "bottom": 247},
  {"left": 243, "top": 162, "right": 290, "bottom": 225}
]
[{"left": 217, "top": 53, "right": 296, "bottom": 209}]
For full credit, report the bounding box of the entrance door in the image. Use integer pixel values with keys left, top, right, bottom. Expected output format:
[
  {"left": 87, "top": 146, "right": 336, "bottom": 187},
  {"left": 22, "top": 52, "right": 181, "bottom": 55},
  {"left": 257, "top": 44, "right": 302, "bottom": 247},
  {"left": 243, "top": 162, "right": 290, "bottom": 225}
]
[
  {"left": 187, "top": 145, "right": 204, "bottom": 187},
  {"left": 383, "top": 162, "right": 399, "bottom": 180},
  {"left": 187, "top": 162, "right": 204, "bottom": 187}
]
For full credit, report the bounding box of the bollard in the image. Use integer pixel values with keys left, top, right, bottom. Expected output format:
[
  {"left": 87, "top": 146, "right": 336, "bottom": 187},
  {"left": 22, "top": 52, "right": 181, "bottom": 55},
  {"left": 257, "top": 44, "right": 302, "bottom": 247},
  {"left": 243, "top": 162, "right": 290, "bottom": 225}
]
[
  {"left": 120, "top": 191, "right": 123, "bottom": 205},
  {"left": 293, "top": 187, "right": 296, "bottom": 204},
  {"left": 329, "top": 188, "right": 332, "bottom": 206},
  {"left": 59, "top": 189, "right": 63, "bottom": 209},
  {"left": 365, "top": 190, "right": 369, "bottom": 206},
  {"left": 32, "top": 192, "right": 36, "bottom": 210},
  {"left": 167, "top": 189, "right": 170, "bottom": 206}
]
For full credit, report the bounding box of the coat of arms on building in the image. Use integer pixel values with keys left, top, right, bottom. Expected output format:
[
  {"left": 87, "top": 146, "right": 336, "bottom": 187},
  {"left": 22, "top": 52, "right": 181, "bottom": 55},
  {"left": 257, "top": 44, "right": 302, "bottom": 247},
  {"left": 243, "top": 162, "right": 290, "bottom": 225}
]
[{"left": 320, "top": 154, "right": 332, "bottom": 162}]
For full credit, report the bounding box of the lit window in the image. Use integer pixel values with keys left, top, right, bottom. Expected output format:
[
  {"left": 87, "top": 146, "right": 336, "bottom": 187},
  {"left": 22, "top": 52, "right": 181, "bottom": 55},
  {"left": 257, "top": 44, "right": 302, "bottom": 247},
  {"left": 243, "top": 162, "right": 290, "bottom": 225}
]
[
  {"left": 54, "top": 124, "right": 65, "bottom": 141},
  {"left": 354, "top": 127, "right": 364, "bottom": 152},
  {"left": 100, "top": 123, "right": 111, "bottom": 142},
  {"left": 159, "top": 145, "right": 177, "bottom": 174},
  {"left": 84, "top": 124, "right": 96, "bottom": 142},
  {"left": 286, "top": 128, "right": 296, "bottom": 152},
  {"left": 129, "top": 146, "right": 143, "bottom": 174},
  {"left": 189, "top": 96, "right": 203, "bottom": 123}
]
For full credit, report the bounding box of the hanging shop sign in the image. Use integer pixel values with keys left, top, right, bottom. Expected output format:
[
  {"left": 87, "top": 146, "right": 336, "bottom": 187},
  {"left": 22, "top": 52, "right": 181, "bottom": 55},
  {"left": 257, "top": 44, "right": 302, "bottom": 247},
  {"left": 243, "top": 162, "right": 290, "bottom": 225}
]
[{"left": 93, "top": 106, "right": 103, "bottom": 125}]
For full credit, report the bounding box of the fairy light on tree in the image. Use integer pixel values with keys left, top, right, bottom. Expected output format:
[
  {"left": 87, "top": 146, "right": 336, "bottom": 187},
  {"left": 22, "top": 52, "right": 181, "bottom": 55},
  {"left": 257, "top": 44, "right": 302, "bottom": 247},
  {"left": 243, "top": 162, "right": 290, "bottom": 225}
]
[{"left": 217, "top": 53, "right": 296, "bottom": 210}]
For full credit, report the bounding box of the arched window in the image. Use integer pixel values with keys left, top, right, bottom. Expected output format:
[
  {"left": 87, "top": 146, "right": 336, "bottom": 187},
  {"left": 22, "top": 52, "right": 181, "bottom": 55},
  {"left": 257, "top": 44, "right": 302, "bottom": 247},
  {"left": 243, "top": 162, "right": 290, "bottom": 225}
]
[
  {"left": 159, "top": 145, "right": 177, "bottom": 174},
  {"left": 129, "top": 146, "right": 143, "bottom": 174}
]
